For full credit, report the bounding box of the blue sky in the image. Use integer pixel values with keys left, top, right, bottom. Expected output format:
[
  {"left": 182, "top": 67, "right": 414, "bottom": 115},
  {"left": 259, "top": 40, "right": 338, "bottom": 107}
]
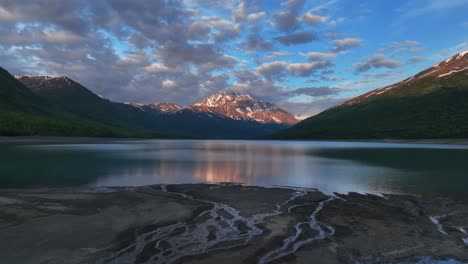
[{"left": 0, "top": 0, "right": 467, "bottom": 116}]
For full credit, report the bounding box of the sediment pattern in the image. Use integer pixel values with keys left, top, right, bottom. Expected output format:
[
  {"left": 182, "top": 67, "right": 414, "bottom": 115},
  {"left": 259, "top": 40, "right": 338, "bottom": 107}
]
[
  {"left": 100, "top": 186, "right": 316, "bottom": 263},
  {"left": 0, "top": 184, "right": 467, "bottom": 264}
]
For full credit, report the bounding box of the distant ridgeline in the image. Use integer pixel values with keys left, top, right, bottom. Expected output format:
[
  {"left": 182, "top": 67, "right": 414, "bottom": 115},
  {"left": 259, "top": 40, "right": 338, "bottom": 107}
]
[
  {"left": 0, "top": 68, "right": 297, "bottom": 139},
  {"left": 2, "top": 51, "right": 467, "bottom": 139},
  {"left": 271, "top": 51, "right": 468, "bottom": 139}
]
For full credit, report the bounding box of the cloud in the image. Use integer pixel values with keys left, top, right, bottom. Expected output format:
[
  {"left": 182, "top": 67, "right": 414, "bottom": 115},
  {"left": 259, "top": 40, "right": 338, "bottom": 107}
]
[
  {"left": 229, "top": 69, "right": 286, "bottom": 101},
  {"left": 321, "top": 69, "right": 334, "bottom": 74},
  {"left": 307, "top": 0, "right": 338, "bottom": 13},
  {"left": 275, "top": 31, "right": 318, "bottom": 45},
  {"left": 281, "top": 0, "right": 307, "bottom": 10},
  {"left": 438, "top": 41, "right": 468, "bottom": 57},
  {"left": 380, "top": 40, "right": 422, "bottom": 55},
  {"left": 240, "top": 34, "right": 274, "bottom": 52},
  {"left": 263, "top": 51, "right": 292, "bottom": 60},
  {"left": 194, "top": 16, "right": 241, "bottom": 43},
  {"left": 288, "top": 86, "right": 342, "bottom": 97},
  {"left": 328, "top": 17, "right": 344, "bottom": 27},
  {"left": 247, "top": 12, "right": 267, "bottom": 22},
  {"left": 398, "top": 0, "right": 468, "bottom": 18},
  {"left": 232, "top": 1, "right": 247, "bottom": 23},
  {"left": 187, "top": 21, "right": 212, "bottom": 41},
  {"left": 256, "top": 61, "right": 288, "bottom": 80},
  {"left": 256, "top": 60, "right": 334, "bottom": 79},
  {"left": 278, "top": 97, "right": 346, "bottom": 118},
  {"left": 331, "top": 38, "right": 362, "bottom": 52},
  {"left": 144, "top": 63, "right": 179, "bottom": 74},
  {"left": 162, "top": 79, "right": 177, "bottom": 88},
  {"left": 408, "top": 56, "right": 424, "bottom": 63},
  {"left": 42, "top": 29, "right": 83, "bottom": 44},
  {"left": 354, "top": 54, "right": 403, "bottom": 73},
  {"left": 302, "top": 13, "right": 327, "bottom": 25},
  {"left": 272, "top": 11, "right": 300, "bottom": 32},
  {"left": 307, "top": 52, "right": 336, "bottom": 61},
  {"left": 155, "top": 41, "right": 238, "bottom": 72},
  {"left": 288, "top": 61, "right": 334, "bottom": 77},
  {"left": 320, "top": 75, "right": 342, "bottom": 81},
  {"left": 0, "top": 0, "right": 246, "bottom": 107},
  {"left": 273, "top": 0, "right": 306, "bottom": 32},
  {"left": 2, "top": 0, "right": 451, "bottom": 117}
]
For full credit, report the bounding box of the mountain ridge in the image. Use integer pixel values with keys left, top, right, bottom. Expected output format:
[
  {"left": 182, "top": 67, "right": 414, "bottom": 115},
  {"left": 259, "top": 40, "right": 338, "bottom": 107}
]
[
  {"left": 11, "top": 73, "right": 294, "bottom": 138},
  {"left": 0, "top": 67, "right": 146, "bottom": 137},
  {"left": 272, "top": 50, "right": 468, "bottom": 139},
  {"left": 338, "top": 50, "right": 468, "bottom": 107},
  {"left": 122, "top": 91, "right": 299, "bottom": 125},
  {"left": 14, "top": 75, "right": 297, "bottom": 126}
]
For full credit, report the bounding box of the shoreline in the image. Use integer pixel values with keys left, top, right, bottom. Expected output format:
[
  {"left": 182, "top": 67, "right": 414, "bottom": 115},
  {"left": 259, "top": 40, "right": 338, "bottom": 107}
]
[
  {"left": 0, "top": 183, "right": 467, "bottom": 263},
  {"left": 1, "top": 136, "right": 468, "bottom": 145}
]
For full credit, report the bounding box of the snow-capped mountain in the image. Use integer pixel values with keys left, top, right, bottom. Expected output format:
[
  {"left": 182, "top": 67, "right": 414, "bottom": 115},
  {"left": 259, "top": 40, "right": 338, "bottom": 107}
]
[
  {"left": 14, "top": 74, "right": 298, "bottom": 138},
  {"left": 125, "top": 92, "right": 298, "bottom": 125},
  {"left": 124, "top": 102, "right": 182, "bottom": 113},
  {"left": 187, "top": 92, "right": 298, "bottom": 125},
  {"left": 148, "top": 102, "right": 182, "bottom": 112},
  {"left": 15, "top": 75, "right": 75, "bottom": 92},
  {"left": 342, "top": 50, "right": 468, "bottom": 106}
]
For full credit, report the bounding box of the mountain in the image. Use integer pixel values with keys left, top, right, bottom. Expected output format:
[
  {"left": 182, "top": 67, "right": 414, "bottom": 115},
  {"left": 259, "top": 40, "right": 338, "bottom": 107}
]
[
  {"left": 149, "top": 102, "right": 182, "bottom": 112},
  {"left": 188, "top": 92, "right": 298, "bottom": 125},
  {"left": 15, "top": 75, "right": 172, "bottom": 133},
  {"left": 124, "top": 102, "right": 182, "bottom": 113},
  {"left": 273, "top": 50, "right": 468, "bottom": 139},
  {"left": 0, "top": 68, "right": 142, "bottom": 137},
  {"left": 14, "top": 75, "right": 294, "bottom": 138},
  {"left": 0, "top": 69, "right": 46, "bottom": 113}
]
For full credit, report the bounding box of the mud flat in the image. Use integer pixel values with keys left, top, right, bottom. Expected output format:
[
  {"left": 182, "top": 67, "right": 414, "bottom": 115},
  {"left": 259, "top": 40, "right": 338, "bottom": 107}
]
[{"left": 0, "top": 184, "right": 467, "bottom": 264}]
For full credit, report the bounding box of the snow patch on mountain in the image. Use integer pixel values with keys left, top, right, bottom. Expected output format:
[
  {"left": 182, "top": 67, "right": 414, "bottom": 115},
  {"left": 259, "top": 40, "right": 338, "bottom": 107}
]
[
  {"left": 148, "top": 102, "right": 182, "bottom": 112},
  {"left": 457, "top": 50, "right": 468, "bottom": 59},
  {"left": 437, "top": 66, "right": 468, "bottom": 78}
]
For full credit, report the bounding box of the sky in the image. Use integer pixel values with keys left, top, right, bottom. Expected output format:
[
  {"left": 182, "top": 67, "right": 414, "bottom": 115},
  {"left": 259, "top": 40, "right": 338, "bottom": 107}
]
[{"left": 0, "top": 0, "right": 467, "bottom": 117}]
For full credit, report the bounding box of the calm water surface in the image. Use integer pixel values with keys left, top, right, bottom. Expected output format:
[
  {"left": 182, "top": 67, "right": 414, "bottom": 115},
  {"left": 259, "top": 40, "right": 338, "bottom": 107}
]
[{"left": 1, "top": 139, "right": 467, "bottom": 198}]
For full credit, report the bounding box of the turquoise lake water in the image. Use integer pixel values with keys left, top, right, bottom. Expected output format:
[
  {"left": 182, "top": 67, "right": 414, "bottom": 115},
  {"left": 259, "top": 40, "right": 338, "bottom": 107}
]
[{"left": 1, "top": 139, "right": 467, "bottom": 199}]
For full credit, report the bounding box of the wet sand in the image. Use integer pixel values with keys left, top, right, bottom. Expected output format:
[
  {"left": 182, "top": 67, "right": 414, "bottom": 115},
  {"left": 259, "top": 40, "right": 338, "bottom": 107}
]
[{"left": 0, "top": 184, "right": 466, "bottom": 264}]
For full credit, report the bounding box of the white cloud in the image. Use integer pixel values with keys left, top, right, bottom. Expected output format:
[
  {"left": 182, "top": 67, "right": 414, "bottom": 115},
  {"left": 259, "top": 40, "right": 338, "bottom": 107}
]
[
  {"left": 307, "top": 52, "right": 336, "bottom": 61},
  {"left": 332, "top": 38, "right": 362, "bottom": 52},
  {"left": 257, "top": 61, "right": 288, "bottom": 79},
  {"left": 302, "top": 13, "right": 327, "bottom": 25},
  {"left": 144, "top": 63, "right": 178, "bottom": 73},
  {"left": 247, "top": 12, "right": 267, "bottom": 22},
  {"left": 354, "top": 54, "right": 403, "bottom": 73},
  {"left": 263, "top": 51, "right": 292, "bottom": 60},
  {"left": 0, "top": 6, "right": 18, "bottom": 20},
  {"left": 162, "top": 79, "right": 177, "bottom": 88},
  {"left": 42, "top": 30, "right": 82, "bottom": 44},
  {"left": 288, "top": 61, "right": 334, "bottom": 77}
]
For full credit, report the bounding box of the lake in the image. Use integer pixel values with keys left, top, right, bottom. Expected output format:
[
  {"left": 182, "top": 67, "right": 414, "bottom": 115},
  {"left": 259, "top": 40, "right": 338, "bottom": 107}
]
[{"left": 1, "top": 139, "right": 468, "bottom": 199}]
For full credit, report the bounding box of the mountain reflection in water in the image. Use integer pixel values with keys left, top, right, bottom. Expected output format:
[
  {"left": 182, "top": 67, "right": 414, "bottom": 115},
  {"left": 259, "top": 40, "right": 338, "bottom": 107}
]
[{"left": 1, "top": 140, "right": 467, "bottom": 199}]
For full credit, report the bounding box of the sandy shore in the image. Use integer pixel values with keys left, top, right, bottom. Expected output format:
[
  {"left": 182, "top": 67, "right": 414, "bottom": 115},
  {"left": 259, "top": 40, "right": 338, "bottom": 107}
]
[{"left": 0, "top": 184, "right": 467, "bottom": 264}]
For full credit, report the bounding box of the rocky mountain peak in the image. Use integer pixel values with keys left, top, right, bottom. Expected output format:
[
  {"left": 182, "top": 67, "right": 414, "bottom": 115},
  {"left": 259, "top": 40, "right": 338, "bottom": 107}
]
[
  {"left": 189, "top": 91, "right": 298, "bottom": 125},
  {"left": 148, "top": 102, "right": 182, "bottom": 112},
  {"left": 15, "top": 75, "right": 76, "bottom": 92},
  {"left": 192, "top": 91, "right": 254, "bottom": 107}
]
